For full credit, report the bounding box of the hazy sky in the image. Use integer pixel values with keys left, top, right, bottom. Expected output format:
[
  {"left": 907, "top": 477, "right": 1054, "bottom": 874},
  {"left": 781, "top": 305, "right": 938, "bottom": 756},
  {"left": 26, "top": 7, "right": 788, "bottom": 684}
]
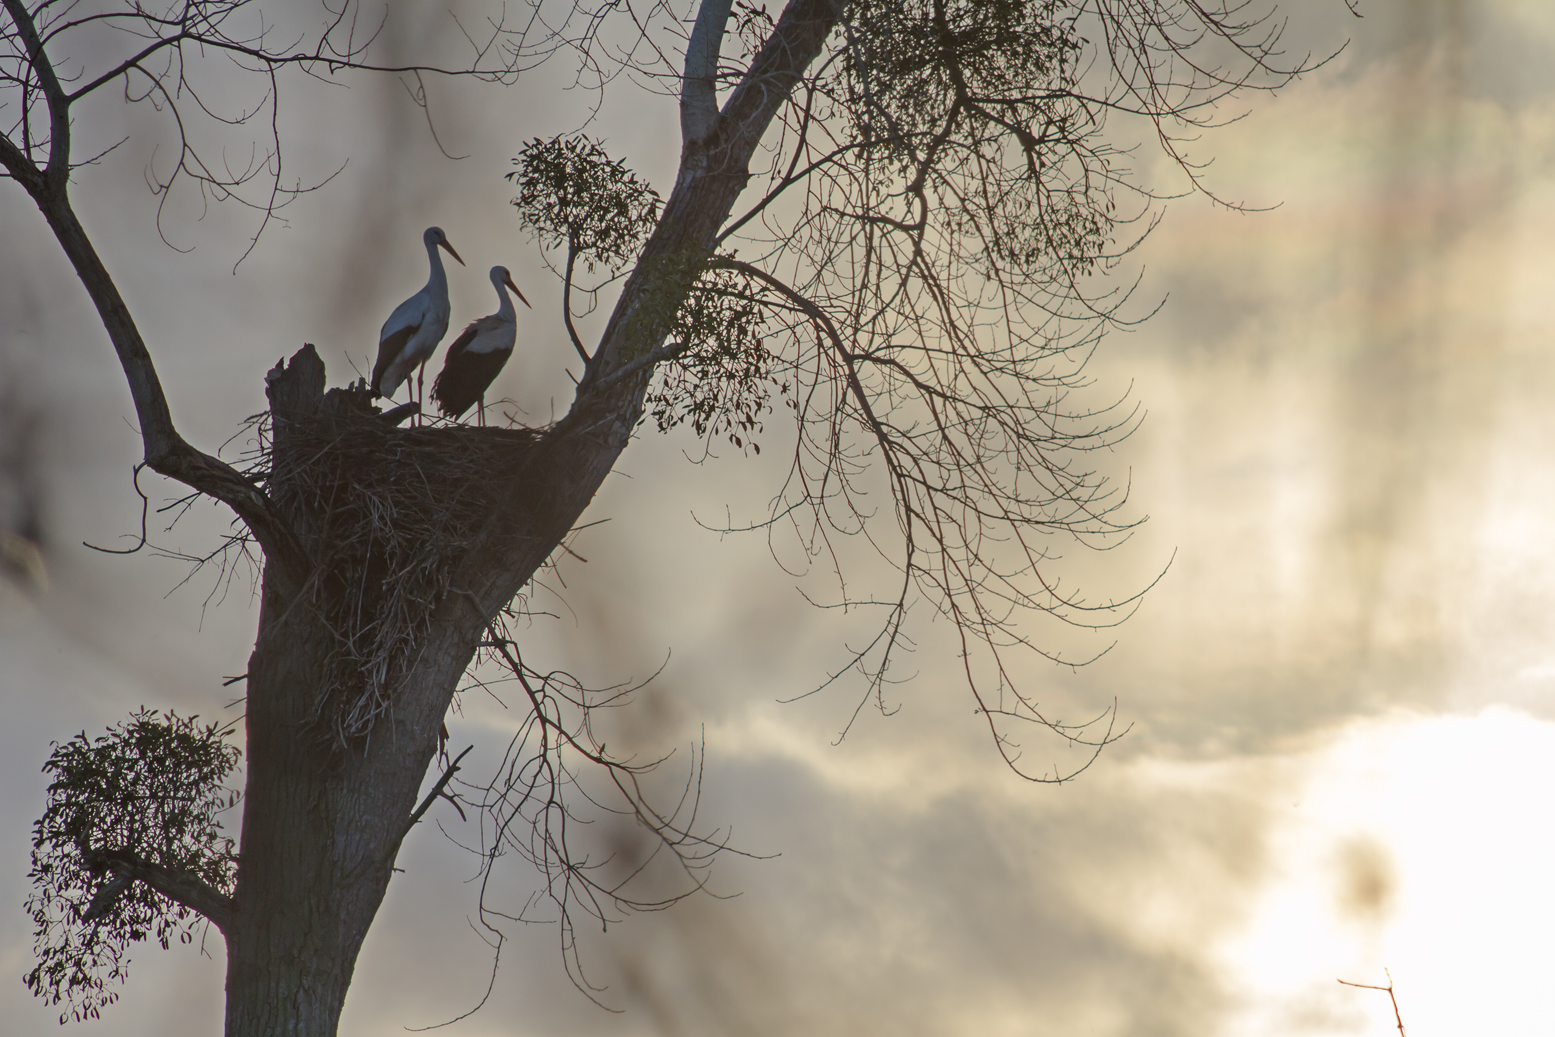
[{"left": 4, "top": 2, "right": 1555, "bottom": 1035}]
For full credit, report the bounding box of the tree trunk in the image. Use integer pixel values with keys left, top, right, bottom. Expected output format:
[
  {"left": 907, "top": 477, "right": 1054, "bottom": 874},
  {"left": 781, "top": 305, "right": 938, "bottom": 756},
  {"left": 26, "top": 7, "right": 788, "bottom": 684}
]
[
  {"left": 222, "top": 585, "right": 485, "bottom": 1034},
  {"left": 218, "top": 355, "right": 518, "bottom": 1033},
  {"left": 222, "top": 596, "right": 377, "bottom": 1036}
]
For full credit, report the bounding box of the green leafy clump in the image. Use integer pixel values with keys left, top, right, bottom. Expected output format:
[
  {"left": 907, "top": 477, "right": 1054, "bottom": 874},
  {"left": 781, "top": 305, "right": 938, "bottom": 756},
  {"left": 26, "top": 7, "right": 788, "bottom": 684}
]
[
  {"left": 508, "top": 134, "right": 662, "bottom": 273},
  {"left": 509, "top": 134, "right": 784, "bottom": 453},
  {"left": 646, "top": 263, "right": 787, "bottom": 453},
  {"left": 24, "top": 709, "right": 240, "bottom": 1022}
]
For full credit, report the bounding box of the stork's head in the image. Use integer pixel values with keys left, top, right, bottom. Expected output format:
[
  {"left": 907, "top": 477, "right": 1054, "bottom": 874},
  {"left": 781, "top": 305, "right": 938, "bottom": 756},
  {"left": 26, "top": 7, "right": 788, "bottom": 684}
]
[
  {"left": 425, "top": 226, "right": 466, "bottom": 267},
  {"left": 491, "top": 265, "right": 532, "bottom": 309}
]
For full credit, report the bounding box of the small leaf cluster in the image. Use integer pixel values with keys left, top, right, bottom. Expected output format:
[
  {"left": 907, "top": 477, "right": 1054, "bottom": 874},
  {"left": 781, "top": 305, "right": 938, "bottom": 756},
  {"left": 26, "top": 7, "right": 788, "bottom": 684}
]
[
  {"left": 507, "top": 135, "right": 662, "bottom": 272},
  {"left": 646, "top": 264, "right": 786, "bottom": 454},
  {"left": 24, "top": 709, "right": 240, "bottom": 1022}
]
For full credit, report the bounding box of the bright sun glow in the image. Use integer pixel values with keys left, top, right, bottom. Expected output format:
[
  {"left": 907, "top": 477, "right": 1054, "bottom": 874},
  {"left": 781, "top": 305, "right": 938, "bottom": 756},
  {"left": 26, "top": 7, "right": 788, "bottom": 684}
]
[{"left": 1220, "top": 707, "right": 1555, "bottom": 1037}]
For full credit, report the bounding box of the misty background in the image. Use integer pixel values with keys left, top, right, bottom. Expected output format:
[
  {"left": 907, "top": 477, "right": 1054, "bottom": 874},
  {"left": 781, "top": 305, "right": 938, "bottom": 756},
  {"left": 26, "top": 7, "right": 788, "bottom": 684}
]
[{"left": 4, "top": 1, "right": 1555, "bottom": 1034}]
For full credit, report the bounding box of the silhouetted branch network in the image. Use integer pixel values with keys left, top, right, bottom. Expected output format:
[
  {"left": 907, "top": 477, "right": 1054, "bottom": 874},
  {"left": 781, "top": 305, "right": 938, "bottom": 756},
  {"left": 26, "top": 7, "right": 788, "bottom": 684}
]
[
  {"left": 504, "top": 0, "right": 1331, "bottom": 780},
  {"left": 437, "top": 611, "right": 743, "bottom": 1005}
]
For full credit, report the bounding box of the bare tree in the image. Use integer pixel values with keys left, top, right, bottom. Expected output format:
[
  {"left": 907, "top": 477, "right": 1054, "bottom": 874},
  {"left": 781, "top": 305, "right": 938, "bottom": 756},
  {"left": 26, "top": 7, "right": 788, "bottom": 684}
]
[{"left": 3, "top": 0, "right": 1334, "bottom": 1033}]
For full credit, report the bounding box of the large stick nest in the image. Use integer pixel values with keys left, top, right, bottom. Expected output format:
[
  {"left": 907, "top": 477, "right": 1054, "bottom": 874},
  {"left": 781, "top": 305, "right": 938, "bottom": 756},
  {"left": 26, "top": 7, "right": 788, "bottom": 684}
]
[{"left": 265, "top": 382, "right": 543, "bottom": 747}]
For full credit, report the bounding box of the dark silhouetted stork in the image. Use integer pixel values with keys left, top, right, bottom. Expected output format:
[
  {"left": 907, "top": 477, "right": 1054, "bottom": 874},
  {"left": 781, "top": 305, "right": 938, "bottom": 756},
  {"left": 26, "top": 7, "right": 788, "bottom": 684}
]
[{"left": 431, "top": 265, "right": 531, "bottom": 425}]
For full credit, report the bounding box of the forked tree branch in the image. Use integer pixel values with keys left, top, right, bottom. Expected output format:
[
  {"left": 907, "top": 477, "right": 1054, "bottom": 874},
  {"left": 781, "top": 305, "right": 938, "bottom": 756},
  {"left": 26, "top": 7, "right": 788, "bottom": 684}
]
[
  {"left": 1338, "top": 973, "right": 1408, "bottom": 1037},
  {"left": 2, "top": 0, "right": 69, "bottom": 184},
  {"left": 22, "top": 179, "right": 312, "bottom": 592},
  {"left": 400, "top": 746, "right": 473, "bottom": 844},
  {"left": 584, "top": 0, "right": 844, "bottom": 390},
  {"left": 0, "top": 0, "right": 328, "bottom": 592},
  {"left": 681, "top": 0, "right": 734, "bottom": 146}
]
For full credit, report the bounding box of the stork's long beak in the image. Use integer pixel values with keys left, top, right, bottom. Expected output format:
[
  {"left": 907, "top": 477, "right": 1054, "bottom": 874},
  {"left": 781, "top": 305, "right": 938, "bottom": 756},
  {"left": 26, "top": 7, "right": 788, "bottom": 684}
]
[
  {"left": 504, "top": 274, "right": 531, "bottom": 309},
  {"left": 441, "top": 240, "right": 466, "bottom": 266}
]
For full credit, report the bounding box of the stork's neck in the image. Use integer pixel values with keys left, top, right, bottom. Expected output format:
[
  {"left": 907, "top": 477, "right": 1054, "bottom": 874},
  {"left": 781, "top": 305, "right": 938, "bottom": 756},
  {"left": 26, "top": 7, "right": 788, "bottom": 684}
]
[
  {"left": 424, "top": 238, "right": 449, "bottom": 295},
  {"left": 493, "top": 278, "right": 517, "bottom": 323}
]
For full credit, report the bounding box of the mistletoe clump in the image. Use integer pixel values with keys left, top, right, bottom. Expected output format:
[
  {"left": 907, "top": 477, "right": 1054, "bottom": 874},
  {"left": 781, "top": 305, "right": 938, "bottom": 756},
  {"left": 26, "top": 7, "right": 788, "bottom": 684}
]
[
  {"left": 645, "top": 262, "right": 787, "bottom": 454},
  {"left": 509, "top": 134, "right": 662, "bottom": 274},
  {"left": 25, "top": 709, "right": 239, "bottom": 1022},
  {"left": 511, "top": 135, "right": 788, "bottom": 453}
]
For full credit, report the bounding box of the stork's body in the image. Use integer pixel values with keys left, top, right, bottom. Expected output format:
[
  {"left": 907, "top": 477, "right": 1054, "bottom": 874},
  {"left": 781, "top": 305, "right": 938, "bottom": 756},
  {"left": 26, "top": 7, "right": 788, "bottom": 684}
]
[
  {"left": 432, "top": 266, "right": 530, "bottom": 424},
  {"left": 371, "top": 227, "right": 465, "bottom": 404}
]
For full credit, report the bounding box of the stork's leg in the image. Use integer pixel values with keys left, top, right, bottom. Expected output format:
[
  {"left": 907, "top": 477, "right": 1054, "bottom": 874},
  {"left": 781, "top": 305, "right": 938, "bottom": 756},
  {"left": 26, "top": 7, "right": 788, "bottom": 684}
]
[
  {"left": 477, "top": 398, "right": 486, "bottom": 427},
  {"left": 415, "top": 363, "right": 427, "bottom": 426}
]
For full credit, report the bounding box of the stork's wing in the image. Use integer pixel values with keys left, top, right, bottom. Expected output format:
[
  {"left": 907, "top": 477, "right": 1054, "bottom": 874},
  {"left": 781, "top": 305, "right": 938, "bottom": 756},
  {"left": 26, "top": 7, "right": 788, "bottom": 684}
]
[
  {"left": 373, "top": 287, "right": 438, "bottom": 396},
  {"left": 458, "top": 315, "right": 516, "bottom": 355},
  {"left": 371, "top": 324, "right": 417, "bottom": 396},
  {"left": 379, "top": 290, "right": 429, "bottom": 343},
  {"left": 441, "top": 321, "right": 480, "bottom": 365},
  {"left": 432, "top": 338, "right": 513, "bottom": 419}
]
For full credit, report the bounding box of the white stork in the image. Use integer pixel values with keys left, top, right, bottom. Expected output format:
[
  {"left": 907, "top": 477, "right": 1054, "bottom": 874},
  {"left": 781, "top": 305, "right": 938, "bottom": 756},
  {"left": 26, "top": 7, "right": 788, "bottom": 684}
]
[
  {"left": 371, "top": 226, "right": 465, "bottom": 405},
  {"left": 431, "top": 265, "right": 531, "bottom": 425}
]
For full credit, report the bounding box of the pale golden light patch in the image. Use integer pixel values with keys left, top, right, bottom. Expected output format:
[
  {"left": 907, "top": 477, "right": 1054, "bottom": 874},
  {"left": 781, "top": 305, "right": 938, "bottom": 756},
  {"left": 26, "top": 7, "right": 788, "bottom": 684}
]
[
  {"left": 1219, "top": 709, "right": 1555, "bottom": 1037},
  {"left": 1490, "top": 0, "right": 1555, "bottom": 36}
]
